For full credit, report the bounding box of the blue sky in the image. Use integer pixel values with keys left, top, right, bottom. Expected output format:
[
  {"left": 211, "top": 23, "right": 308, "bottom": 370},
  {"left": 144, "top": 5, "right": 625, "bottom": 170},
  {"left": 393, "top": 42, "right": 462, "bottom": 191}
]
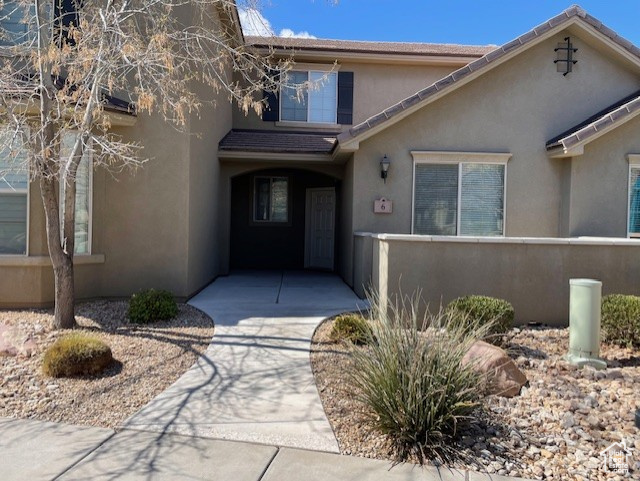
[{"left": 245, "top": 1, "right": 640, "bottom": 46}]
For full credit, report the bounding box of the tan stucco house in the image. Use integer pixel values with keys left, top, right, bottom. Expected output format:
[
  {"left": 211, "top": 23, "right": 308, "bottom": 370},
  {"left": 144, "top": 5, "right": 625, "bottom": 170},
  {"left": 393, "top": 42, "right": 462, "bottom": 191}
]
[{"left": 3, "top": 4, "right": 640, "bottom": 324}]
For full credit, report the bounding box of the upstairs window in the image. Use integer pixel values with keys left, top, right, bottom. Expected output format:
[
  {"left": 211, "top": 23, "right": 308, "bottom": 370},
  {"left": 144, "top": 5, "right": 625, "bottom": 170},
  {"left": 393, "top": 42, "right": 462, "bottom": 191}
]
[
  {"left": 412, "top": 152, "right": 508, "bottom": 236},
  {"left": 0, "top": 1, "right": 37, "bottom": 46},
  {"left": 280, "top": 70, "right": 338, "bottom": 124},
  {"left": 0, "top": 129, "right": 28, "bottom": 255}
]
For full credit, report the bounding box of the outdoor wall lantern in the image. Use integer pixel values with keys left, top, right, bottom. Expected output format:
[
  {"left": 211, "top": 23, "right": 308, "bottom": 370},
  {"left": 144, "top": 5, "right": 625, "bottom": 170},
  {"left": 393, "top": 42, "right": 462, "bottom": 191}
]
[
  {"left": 554, "top": 36, "right": 578, "bottom": 76},
  {"left": 380, "top": 155, "right": 391, "bottom": 183}
]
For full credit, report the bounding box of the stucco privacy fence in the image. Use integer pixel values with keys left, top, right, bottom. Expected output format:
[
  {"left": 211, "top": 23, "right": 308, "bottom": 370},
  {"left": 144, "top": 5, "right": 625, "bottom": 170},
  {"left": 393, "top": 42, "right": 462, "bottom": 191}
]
[{"left": 353, "top": 232, "right": 640, "bottom": 326}]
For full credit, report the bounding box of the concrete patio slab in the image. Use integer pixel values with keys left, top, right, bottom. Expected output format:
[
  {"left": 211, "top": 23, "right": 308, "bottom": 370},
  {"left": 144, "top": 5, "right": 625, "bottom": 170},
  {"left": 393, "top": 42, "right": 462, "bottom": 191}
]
[
  {"left": 0, "top": 417, "right": 114, "bottom": 481},
  {"left": 124, "top": 271, "right": 366, "bottom": 452},
  {"left": 58, "top": 429, "right": 277, "bottom": 481},
  {"left": 261, "top": 448, "right": 467, "bottom": 481}
]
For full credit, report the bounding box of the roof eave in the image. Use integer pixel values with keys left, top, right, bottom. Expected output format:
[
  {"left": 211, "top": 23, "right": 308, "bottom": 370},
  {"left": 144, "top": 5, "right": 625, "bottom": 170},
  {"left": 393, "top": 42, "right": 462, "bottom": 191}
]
[
  {"left": 247, "top": 46, "right": 487, "bottom": 66},
  {"left": 546, "top": 144, "right": 584, "bottom": 159},
  {"left": 547, "top": 106, "right": 640, "bottom": 158},
  {"left": 218, "top": 150, "right": 336, "bottom": 163}
]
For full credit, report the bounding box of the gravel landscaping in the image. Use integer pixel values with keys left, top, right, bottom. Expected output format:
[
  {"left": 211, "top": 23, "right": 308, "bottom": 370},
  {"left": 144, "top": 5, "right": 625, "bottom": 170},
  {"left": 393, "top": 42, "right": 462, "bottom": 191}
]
[
  {"left": 0, "top": 301, "right": 214, "bottom": 428},
  {"left": 311, "top": 319, "right": 640, "bottom": 480}
]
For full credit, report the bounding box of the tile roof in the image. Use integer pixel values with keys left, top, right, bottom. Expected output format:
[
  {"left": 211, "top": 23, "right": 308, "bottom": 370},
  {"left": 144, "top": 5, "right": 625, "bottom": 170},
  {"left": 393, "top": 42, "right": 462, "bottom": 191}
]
[
  {"left": 245, "top": 36, "right": 495, "bottom": 58},
  {"left": 336, "top": 5, "right": 640, "bottom": 145},
  {"left": 219, "top": 129, "right": 337, "bottom": 154},
  {"left": 546, "top": 90, "right": 640, "bottom": 151}
]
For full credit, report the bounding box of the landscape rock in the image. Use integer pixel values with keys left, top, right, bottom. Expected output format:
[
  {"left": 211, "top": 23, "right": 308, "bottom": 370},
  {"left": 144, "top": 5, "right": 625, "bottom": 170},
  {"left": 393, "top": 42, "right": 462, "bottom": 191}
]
[
  {"left": 462, "top": 340, "right": 528, "bottom": 397},
  {"left": 312, "top": 322, "right": 640, "bottom": 481},
  {"left": 0, "top": 324, "right": 36, "bottom": 357}
]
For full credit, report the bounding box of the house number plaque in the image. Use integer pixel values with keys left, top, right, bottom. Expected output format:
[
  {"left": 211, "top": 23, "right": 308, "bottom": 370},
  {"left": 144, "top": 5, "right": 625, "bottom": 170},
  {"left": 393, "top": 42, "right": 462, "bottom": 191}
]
[{"left": 374, "top": 198, "right": 393, "bottom": 214}]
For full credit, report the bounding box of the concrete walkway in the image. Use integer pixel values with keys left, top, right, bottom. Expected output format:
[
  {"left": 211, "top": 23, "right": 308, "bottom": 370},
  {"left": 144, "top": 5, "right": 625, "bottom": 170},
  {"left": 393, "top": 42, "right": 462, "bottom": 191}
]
[
  {"left": 0, "top": 417, "right": 533, "bottom": 481},
  {"left": 124, "top": 270, "right": 366, "bottom": 452}
]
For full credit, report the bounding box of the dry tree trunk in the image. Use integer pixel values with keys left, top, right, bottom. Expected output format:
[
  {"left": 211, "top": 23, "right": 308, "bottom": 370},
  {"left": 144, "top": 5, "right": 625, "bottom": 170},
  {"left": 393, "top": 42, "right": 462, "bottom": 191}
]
[{"left": 40, "top": 176, "right": 77, "bottom": 329}]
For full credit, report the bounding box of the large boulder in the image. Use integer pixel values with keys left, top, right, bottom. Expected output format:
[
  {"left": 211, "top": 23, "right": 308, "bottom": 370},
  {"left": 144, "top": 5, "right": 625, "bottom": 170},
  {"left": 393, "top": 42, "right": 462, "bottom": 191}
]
[{"left": 462, "top": 340, "right": 527, "bottom": 397}]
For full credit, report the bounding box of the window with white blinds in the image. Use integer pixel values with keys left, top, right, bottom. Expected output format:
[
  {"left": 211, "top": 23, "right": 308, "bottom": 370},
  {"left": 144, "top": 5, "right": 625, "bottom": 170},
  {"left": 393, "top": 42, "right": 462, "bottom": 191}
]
[
  {"left": 60, "top": 132, "right": 92, "bottom": 254},
  {"left": 460, "top": 164, "right": 505, "bottom": 236},
  {"left": 413, "top": 162, "right": 505, "bottom": 236},
  {"left": 413, "top": 164, "right": 458, "bottom": 235},
  {"left": 0, "top": 129, "right": 28, "bottom": 255},
  {"left": 629, "top": 166, "right": 640, "bottom": 236}
]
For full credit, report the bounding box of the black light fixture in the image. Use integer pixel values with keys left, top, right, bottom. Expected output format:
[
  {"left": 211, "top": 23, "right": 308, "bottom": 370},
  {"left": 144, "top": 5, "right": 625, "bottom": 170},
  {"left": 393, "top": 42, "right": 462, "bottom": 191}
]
[
  {"left": 380, "top": 155, "right": 391, "bottom": 183},
  {"left": 554, "top": 37, "right": 578, "bottom": 76}
]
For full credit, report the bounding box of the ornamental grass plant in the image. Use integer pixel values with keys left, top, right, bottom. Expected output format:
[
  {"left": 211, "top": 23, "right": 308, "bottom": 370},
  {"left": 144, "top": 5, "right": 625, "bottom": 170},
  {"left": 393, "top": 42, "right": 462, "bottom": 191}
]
[{"left": 348, "top": 291, "right": 493, "bottom": 464}]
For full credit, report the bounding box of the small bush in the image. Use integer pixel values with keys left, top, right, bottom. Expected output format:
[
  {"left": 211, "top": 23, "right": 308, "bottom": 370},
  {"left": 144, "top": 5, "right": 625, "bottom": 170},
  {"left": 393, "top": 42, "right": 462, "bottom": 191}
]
[
  {"left": 445, "top": 295, "right": 514, "bottom": 344},
  {"left": 128, "top": 289, "right": 178, "bottom": 324},
  {"left": 601, "top": 294, "right": 640, "bottom": 347},
  {"left": 43, "top": 333, "right": 114, "bottom": 377},
  {"left": 349, "top": 292, "right": 490, "bottom": 464},
  {"left": 330, "top": 314, "right": 372, "bottom": 344}
]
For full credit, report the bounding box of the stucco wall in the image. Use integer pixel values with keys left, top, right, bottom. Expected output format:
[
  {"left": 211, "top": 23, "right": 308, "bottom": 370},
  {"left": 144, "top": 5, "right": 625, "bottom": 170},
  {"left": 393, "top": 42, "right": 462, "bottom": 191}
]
[
  {"left": 0, "top": 7, "right": 234, "bottom": 306},
  {"left": 349, "top": 31, "right": 640, "bottom": 249},
  {"left": 358, "top": 234, "right": 640, "bottom": 326},
  {"left": 186, "top": 77, "right": 233, "bottom": 295},
  {"left": 339, "top": 157, "right": 354, "bottom": 282},
  {"left": 568, "top": 115, "right": 640, "bottom": 237},
  {"left": 232, "top": 62, "right": 460, "bottom": 132}
]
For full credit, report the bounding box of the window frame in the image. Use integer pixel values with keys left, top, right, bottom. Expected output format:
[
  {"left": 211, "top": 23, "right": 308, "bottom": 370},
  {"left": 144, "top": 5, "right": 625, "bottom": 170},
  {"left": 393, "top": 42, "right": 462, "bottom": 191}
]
[
  {"left": 251, "top": 175, "right": 291, "bottom": 226},
  {"left": 627, "top": 154, "right": 640, "bottom": 238},
  {"left": 0, "top": 130, "right": 29, "bottom": 256},
  {"left": 279, "top": 69, "right": 339, "bottom": 125},
  {"left": 411, "top": 151, "right": 510, "bottom": 237},
  {"left": 59, "top": 132, "right": 93, "bottom": 255},
  {"left": 0, "top": 0, "right": 53, "bottom": 49},
  {"left": 0, "top": 178, "right": 29, "bottom": 256}
]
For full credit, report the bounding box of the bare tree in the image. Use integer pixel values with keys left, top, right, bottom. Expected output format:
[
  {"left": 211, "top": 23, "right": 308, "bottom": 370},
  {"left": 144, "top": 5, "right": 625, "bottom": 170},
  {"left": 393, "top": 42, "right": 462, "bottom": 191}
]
[{"left": 0, "top": 0, "right": 288, "bottom": 328}]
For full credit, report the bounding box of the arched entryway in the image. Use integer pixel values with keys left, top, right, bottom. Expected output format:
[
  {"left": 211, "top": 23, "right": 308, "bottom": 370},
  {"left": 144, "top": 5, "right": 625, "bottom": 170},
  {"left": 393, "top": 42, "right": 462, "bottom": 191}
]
[{"left": 230, "top": 168, "right": 341, "bottom": 270}]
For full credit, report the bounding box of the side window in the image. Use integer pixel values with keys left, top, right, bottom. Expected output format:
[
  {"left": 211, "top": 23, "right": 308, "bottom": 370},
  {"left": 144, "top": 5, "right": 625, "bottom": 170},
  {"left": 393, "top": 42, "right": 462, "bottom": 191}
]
[
  {"left": 60, "top": 132, "right": 92, "bottom": 254},
  {"left": 413, "top": 161, "right": 506, "bottom": 236},
  {"left": 0, "top": 1, "right": 37, "bottom": 46},
  {"left": 629, "top": 166, "right": 640, "bottom": 237},
  {"left": 0, "top": 129, "right": 28, "bottom": 254},
  {"left": 253, "top": 176, "right": 288, "bottom": 223}
]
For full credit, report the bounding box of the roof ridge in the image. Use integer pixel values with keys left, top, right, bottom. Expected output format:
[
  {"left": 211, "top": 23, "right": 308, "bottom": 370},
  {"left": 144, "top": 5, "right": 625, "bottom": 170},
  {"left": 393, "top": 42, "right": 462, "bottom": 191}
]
[
  {"left": 338, "top": 5, "right": 640, "bottom": 145},
  {"left": 245, "top": 35, "right": 496, "bottom": 49}
]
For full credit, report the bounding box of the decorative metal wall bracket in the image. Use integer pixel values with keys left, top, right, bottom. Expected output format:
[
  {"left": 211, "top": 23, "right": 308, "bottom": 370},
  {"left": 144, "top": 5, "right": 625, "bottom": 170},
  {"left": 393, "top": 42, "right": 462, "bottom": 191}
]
[{"left": 554, "top": 37, "right": 578, "bottom": 76}]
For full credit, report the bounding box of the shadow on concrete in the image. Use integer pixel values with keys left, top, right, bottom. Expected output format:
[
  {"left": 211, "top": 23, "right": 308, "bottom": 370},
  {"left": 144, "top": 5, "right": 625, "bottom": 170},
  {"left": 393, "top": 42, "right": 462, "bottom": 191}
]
[{"left": 123, "top": 270, "right": 366, "bottom": 452}]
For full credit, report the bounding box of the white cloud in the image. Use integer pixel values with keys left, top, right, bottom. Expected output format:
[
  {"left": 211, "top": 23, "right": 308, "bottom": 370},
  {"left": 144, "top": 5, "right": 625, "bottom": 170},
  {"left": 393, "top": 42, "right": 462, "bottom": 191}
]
[
  {"left": 238, "top": 7, "right": 274, "bottom": 37},
  {"left": 238, "top": 7, "right": 316, "bottom": 39},
  {"left": 278, "top": 28, "right": 316, "bottom": 39}
]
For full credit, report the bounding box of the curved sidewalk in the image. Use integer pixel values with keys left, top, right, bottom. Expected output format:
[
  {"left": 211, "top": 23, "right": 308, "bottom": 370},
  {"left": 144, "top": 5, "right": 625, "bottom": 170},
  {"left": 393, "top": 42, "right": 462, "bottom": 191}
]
[{"left": 124, "top": 270, "right": 366, "bottom": 452}]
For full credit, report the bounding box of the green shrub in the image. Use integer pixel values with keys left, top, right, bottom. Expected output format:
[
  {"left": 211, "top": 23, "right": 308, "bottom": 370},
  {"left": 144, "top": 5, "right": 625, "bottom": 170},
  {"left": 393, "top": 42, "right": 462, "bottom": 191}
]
[
  {"left": 445, "top": 295, "right": 514, "bottom": 344},
  {"left": 43, "top": 333, "right": 114, "bottom": 377},
  {"left": 128, "top": 289, "right": 178, "bottom": 324},
  {"left": 330, "top": 314, "right": 372, "bottom": 344},
  {"left": 349, "top": 293, "right": 489, "bottom": 464},
  {"left": 601, "top": 294, "right": 640, "bottom": 347}
]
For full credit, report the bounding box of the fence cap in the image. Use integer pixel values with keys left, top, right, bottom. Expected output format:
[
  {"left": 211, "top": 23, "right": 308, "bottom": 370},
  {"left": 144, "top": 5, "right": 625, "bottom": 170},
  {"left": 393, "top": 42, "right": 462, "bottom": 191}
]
[{"left": 569, "top": 278, "right": 602, "bottom": 287}]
